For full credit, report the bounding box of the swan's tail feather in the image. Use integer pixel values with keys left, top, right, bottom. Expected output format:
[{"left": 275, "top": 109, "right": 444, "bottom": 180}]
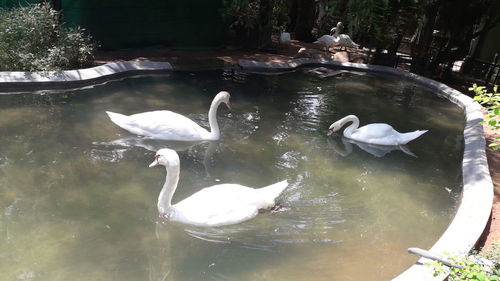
[
  {"left": 400, "top": 130, "right": 428, "bottom": 144},
  {"left": 258, "top": 180, "right": 288, "bottom": 203},
  {"left": 106, "top": 111, "right": 129, "bottom": 127}
]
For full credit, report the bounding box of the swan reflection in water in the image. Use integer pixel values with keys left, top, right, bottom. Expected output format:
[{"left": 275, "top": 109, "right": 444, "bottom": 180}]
[
  {"left": 93, "top": 137, "right": 218, "bottom": 176},
  {"left": 327, "top": 136, "right": 417, "bottom": 158},
  {"left": 148, "top": 222, "right": 274, "bottom": 281}
]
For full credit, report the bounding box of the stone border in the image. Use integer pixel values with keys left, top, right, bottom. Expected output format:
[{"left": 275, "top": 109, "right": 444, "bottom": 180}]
[
  {"left": 239, "top": 58, "right": 493, "bottom": 281},
  {"left": 0, "top": 59, "right": 492, "bottom": 280},
  {"left": 0, "top": 61, "right": 172, "bottom": 92}
]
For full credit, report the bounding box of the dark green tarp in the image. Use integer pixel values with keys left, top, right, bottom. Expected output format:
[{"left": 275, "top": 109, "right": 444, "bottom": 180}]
[{"left": 1, "top": 0, "right": 230, "bottom": 49}]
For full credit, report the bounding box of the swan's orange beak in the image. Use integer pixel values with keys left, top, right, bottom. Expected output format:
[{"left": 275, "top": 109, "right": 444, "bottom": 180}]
[
  {"left": 225, "top": 101, "right": 232, "bottom": 110},
  {"left": 327, "top": 129, "right": 334, "bottom": 136}
]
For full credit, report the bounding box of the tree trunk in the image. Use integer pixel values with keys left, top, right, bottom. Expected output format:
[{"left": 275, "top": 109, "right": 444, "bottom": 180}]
[
  {"left": 388, "top": 33, "right": 404, "bottom": 56},
  {"left": 410, "top": 2, "right": 439, "bottom": 74},
  {"left": 238, "top": 0, "right": 274, "bottom": 49},
  {"left": 256, "top": 0, "right": 274, "bottom": 48},
  {"left": 289, "top": 0, "right": 316, "bottom": 42}
]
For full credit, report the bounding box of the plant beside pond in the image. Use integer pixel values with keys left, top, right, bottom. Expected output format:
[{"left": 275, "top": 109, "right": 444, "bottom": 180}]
[
  {"left": 470, "top": 84, "right": 500, "bottom": 150},
  {"left": 429, "top": 242, "right": 500, "bottom": 281},
  {"left": 0, "top": 2, "right": 96, "bottom": 72}
]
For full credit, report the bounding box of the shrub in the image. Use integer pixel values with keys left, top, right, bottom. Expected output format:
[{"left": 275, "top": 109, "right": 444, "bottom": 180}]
[
  {"left": 429, "top": 253, "right": 499, "bottom": 281},
  {"left": 0, "top": 2, "right": 96, "bottom": 71},
  {"left": 470, "top": 84, "right": 500, "bottom": 150}
]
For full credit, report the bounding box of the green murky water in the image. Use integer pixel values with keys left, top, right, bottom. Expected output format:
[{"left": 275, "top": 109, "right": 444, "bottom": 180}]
[{"left": 0, "top": 69, "right": 464, "bottom": 281}]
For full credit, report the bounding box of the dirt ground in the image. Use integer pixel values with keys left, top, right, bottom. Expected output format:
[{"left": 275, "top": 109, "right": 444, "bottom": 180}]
[{"left": 93, "top": 39, "right": 499, "bottom": 250}]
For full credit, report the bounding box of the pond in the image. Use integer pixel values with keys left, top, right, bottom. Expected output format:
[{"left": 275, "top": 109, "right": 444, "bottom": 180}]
[{"left": 0, "top": 69, "right": 464, "bottom": 281}]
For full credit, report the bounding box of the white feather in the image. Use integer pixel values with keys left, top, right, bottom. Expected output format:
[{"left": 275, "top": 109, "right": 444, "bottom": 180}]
[
  {"left": 106, "top": 91, "right": 230, "bottom": 141},
  {"left": 150, "top": 148, "right": 288, "bottom": 227},
  {"left": 328, "top": 115, "right": 427, "bottom": 145}
]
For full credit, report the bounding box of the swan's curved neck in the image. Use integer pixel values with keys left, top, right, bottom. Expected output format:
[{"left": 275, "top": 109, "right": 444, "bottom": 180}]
[
  {"left": 336, "top": 22, "right": 343, "bottom": 35},
  {"left": 339, "top": 115, "right": 359, "bottom": 138},
  {"left": 206, "top": 97, "right": 223, "bottom": 140},
  {"left": 158, "top": 163, "right": 180, "bottom": 215}
]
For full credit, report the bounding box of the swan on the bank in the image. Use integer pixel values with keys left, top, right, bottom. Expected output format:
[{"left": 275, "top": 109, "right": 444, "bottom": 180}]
[{"left": 331, "top": 22, "right": 360, "bottom": 50}]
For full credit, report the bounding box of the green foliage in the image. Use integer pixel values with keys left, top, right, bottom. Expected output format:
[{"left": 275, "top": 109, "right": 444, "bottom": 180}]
[
  {"left": 0, "top": 2, "right": 95, "bottom": 71},
  {"left": 470, "top": 84, "right": 500, "bottom": 150},
  {"left": 315, "top": 0, "right": 419, "bottom": 48},
  {"left": 222, "top": 0, "right": 259, "bottom": 30},
  {"left": 221, "top": 0, "right": 289, "bottom": 33},
  {"left": 429, "top": 254, "right": 500, "bottom": 281},
  {"left": 346, "top": 0, "right": 390, "bottom": 43},
  {"left": 481, "top": 242, "right": 500, "bottom": 265}
]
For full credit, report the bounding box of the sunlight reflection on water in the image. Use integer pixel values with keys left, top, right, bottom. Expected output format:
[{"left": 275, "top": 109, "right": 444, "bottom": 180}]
[{"left": 0, "top": 69, "right": 464, "bottom": 281}]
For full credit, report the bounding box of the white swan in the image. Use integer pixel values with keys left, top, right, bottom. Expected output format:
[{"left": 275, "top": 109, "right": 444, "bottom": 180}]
[
  {"left": 332, "top": 22, "right": 359, "bottom": 50},
  {"left": 313, "top": 26, "right": 338, "bottom": 52},
  {"left": 327, "top": 115, "right": 428, "bottom": 145},
  {"left": 314, "top": 35, "right": 336, "bottom": 51},
  {"left": 106, "top": 91, "right": 231, "bottom": 141},
  {"left": 279, "top": 31, "right": 291, "bottom": 45},
  {"left": 149, "top": 148, "right": 289, "bottom": 227}
]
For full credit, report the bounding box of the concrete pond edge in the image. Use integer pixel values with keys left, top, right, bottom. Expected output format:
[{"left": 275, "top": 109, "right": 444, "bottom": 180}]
[
  {"left": 238, "top": 58, "right": 494, "bottom": 281},
  {"left": 0, "top": 61, "right": 172, "bottom": 92},
  {"left": 0, "top": 59, "right": 493, "bottom": 280}
]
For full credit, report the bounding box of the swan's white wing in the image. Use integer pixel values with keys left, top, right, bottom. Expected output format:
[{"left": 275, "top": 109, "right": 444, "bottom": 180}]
[
  {"left": 315, "top": 35, "right": 336, "bottom": 46},
  {"left": 350, "top": 123, "right": 401, "bottom": 145},
  {"left": 118, "top": 110, "right": 208, "bottom": 140},
  {"left": 173, "top": 184, "right": 273, "bottom": 226}
]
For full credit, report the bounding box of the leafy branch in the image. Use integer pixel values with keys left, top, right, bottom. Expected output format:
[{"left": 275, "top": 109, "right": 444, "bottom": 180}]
[
  {"left": 470, "top": 84, "right": 500, "bottom": 150},
  {"left": 429, "top": 253, "right": 499, "bottom": 281}
]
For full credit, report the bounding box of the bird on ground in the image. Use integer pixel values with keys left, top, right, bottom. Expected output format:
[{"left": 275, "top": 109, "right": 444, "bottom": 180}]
[{"left": 331, "top": 22, "right": 360, "bottom": 51}]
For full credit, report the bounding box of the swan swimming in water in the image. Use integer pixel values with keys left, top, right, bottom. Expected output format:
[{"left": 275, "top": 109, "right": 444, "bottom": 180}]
[
  {"left": 327, "top": 115, "right": 427, "bottom": 146},
  {"left": 149, "top": 148, "right": 289, "bottom": 227},
  {"left": 106, "top": 91, "right": 231, "bottom": 141}
]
